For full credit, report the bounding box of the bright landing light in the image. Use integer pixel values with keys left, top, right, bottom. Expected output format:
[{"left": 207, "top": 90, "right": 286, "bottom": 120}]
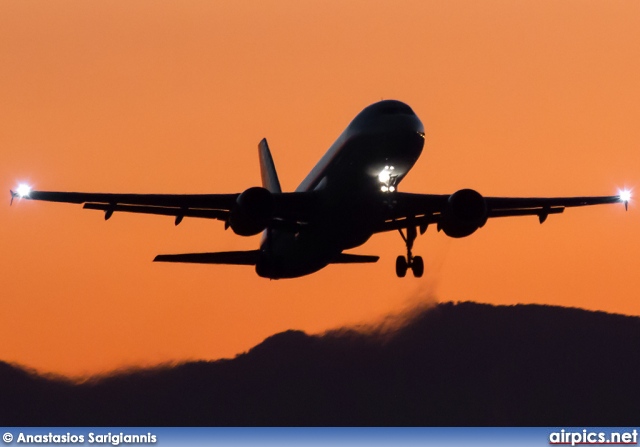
[
  {"left": 16, "top": 183, "right": 32, "bottom": 198},
  {"left": 378, "top": 166, "right": 394, "bottom": 184},
  {"left": 378, "top": 166, "right": 396, "bottom": 192}
]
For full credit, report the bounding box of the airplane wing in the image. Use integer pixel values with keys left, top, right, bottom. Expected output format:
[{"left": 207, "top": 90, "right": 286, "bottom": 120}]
[
  {"left": 10, "top": 190, "right": 239, "bottom": 224},
  {"left": 484, "top": 195, "right": 623, "bottom": 220},
  {"left": 10, "top": 188, "right": 320, "bottom": 227},
  {"left": 377, "top": 191, "right": 626, "bottom": 234}
]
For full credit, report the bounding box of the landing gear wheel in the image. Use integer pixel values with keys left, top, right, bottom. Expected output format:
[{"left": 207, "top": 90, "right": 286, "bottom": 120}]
[
  {"left": 411, "top": 255, "right": 424, "bottom": 278},
  {"left": 396, "top": 226, "right": 425, "bottom": 278},
  {"left": 395, "top": 255, "right": 408, "bottom": 278}
]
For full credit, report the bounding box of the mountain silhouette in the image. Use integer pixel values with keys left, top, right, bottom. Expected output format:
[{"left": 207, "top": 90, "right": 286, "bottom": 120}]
[{"left": 1, "top": 301, "right": 639, "bottom": 425}]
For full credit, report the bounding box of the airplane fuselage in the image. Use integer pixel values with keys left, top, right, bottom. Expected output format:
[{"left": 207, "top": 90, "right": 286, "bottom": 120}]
[{"left": 256, "top": 100, "right": 425, "bottom": 278}]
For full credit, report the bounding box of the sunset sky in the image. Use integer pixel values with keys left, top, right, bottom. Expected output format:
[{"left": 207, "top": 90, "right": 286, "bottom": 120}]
[{"left": 2, "top": 0, "right": 639, "bottom": 377}]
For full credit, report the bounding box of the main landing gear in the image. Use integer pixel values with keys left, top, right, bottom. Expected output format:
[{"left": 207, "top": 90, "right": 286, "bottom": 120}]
[{"left": 396, "top": 226, "right": 424, "bottom": 278}]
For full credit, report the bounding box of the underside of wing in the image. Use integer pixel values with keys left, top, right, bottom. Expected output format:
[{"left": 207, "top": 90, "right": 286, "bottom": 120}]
[
  {"left": 485, "top": 195, "right": 622, "bottom": 222},
  {"left": 11, "top": 188, "right": 319, "bottom": 228},
  {"left": 10, "top": 186, "right": 626, "bottom": 236},
  {"left": 376, "top": 191, "right": 625, "bottom": 234},
  {"left": 375, "top": 192, "right": 447, "bottom": 233},
  {"left": 15, "top": 190, "right": 238, "bottom": 224},
  {"left": 486, "top": 195, "right": 621, "bottom": 210},
  {"left": 20, "top": 191, "right": 239, "bottom": 208}
]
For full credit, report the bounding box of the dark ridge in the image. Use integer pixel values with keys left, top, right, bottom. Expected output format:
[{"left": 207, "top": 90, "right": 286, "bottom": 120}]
[{"left": 2, "top": 302, "right": 640, "bottom": 426}]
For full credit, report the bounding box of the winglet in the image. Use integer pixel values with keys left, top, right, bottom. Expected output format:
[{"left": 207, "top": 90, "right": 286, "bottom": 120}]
[
  {"left": 258, "top": 138, "right": 282, "bottom": 193},
  {"left": 9, "top": 190, "right": 15, "bottom": 206}
]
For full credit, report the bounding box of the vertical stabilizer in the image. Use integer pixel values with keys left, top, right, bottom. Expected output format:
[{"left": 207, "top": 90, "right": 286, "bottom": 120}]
[{"left": 258, "top": 138, "right": 282, "bottom": 193}]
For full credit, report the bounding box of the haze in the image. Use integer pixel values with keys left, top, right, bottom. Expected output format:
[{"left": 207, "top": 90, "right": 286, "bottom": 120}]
[{"left": 1, "top": 0, "right": 638, "bottom": 377}]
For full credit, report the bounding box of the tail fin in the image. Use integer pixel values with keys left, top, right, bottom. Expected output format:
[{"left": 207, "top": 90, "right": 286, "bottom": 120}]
[{"left": 258, "top": 138, "right": 282, "bottom": 193}]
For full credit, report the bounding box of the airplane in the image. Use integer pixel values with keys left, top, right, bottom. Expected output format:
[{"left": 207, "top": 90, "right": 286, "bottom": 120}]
[{"left": 10, "top": 100, "right": 631, "bottom": 279}]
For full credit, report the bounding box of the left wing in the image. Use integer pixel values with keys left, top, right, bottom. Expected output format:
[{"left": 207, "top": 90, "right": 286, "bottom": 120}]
[
  {"left": 9, "top": 188, "right": 320, "bottom": 227},
  {"left": 10, "top": 190, "right": 239, "bottom": 225},
  {"left": 376, "top": 191, "right": 627, "bottom": 234}
]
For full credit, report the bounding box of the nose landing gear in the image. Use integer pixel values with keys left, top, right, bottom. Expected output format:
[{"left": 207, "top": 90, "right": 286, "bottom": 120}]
[{"left": 396, "top": 226, "right": 424, "bottom": 278}]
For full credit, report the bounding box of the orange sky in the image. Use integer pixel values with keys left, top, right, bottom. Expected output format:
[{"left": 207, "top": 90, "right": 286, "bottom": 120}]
[{"left": 1, "top": 0, "right": 639, "bottom": 378}]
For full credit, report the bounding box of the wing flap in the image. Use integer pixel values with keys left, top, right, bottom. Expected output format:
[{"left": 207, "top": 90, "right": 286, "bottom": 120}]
[
  {"left": 377, "top": 215, "right": 439, "bottom": 233},
  {"left": 489, "top": 206, "right": 565, "bottom": 223},
  {"left": 83, "top": 203, "right": 229, "bottom": 223}
]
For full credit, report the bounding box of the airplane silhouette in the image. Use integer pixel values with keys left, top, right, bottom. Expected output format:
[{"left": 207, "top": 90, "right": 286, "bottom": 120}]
[{"left": 11, "top": 100, "right": 630, "bottom": 278}]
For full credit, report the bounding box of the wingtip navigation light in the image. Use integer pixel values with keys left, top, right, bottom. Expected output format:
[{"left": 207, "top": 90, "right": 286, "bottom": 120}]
[
  {"left": 619, "top": 188, "right": 632, "bottom": 211},
  {"left": 16, "top": 183, "right": 32, "bottom": 198},
  {"left": 10, "top": 183, "right": 32, "bottom": 205}
]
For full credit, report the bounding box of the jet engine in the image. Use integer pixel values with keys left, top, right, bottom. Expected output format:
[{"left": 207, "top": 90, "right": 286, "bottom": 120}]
[
  {"left": 438, "top": 188, "right": 487, "bottom": 238},
  {"left": 228, "top": 187, "right": 273, "bottom": 236}
]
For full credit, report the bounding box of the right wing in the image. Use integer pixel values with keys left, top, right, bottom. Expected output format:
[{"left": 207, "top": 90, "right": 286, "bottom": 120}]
[{"left": 375, "top": 191, "right": 626, "bottom": 234}]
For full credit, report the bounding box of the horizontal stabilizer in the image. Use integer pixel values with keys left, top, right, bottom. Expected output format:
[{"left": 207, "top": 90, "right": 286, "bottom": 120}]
[
  {"left": 330, "top": 253, "right": 379, "bottom": 264},
  {"left": 154, "top": 250, "right": 260, "bottom": 265}
]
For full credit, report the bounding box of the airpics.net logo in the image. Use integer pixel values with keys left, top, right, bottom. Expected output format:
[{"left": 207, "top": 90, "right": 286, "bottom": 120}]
[{"left": 549, "top": 429, "right": 638, "bottom": 446}]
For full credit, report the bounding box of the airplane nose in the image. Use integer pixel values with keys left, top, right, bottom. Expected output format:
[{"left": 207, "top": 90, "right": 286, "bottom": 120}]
[{"left": 375, "top": 100, "right": 416, "bottom": 116}]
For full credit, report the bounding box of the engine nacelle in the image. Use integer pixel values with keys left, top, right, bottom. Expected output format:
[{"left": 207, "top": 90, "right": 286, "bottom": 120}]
[
  {"left": 228, "top": 187, "right": 273, "bottom": 236},
  {"left": 439, "top": 188, "right": 487, "bottom": 238}
]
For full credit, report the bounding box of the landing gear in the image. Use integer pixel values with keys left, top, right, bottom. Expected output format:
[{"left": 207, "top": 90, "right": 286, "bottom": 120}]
[
  {"left": 396, "top": 254, "right": 423, "bottom": 278},
  {"left": 396, "top": 226, "right": 424, "bottom": 278},
  {"left": 412, "top": 255, "right": 424, "bottom": 278},
  {"left": 395, "top": 255, "right": 408, "bottom": 277}
]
